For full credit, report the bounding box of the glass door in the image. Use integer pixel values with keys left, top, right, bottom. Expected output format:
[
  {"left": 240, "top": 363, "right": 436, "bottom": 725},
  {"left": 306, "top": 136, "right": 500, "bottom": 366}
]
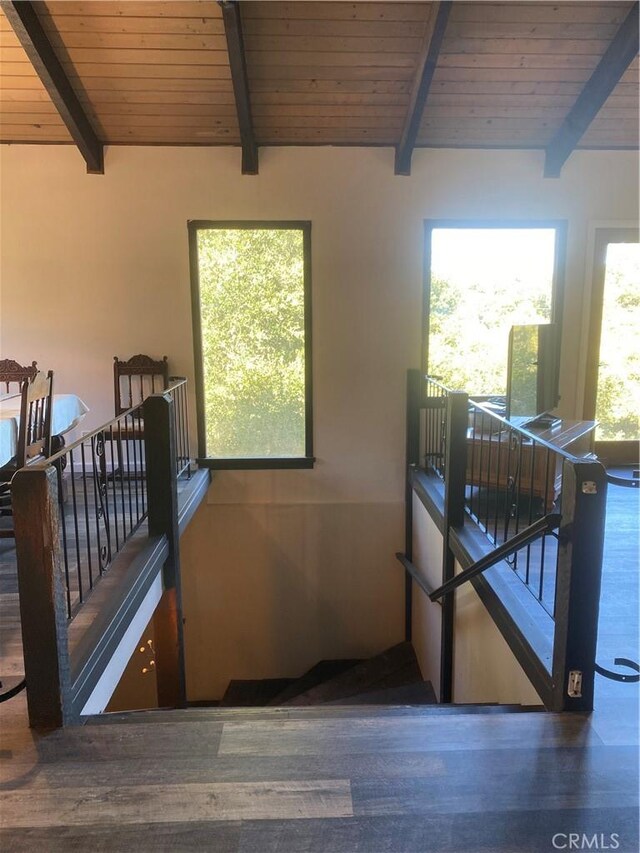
[{"left": 584, "top": 228, "right": 640, "bottom": 462}]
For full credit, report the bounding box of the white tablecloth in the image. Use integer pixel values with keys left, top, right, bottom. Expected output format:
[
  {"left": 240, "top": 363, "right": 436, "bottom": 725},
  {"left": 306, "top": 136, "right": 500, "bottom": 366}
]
[{"left": 0, "top": 394, "right": 89, "bottom": 467}]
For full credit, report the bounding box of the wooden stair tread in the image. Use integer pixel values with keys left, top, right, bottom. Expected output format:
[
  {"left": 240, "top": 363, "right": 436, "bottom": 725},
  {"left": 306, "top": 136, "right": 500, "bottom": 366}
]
[
  {"left": 85, "top": 703, "right": 545, "bottom": 726},
  {"left": 325, "top": 680, "right": 437, "bottom": 706},
  {"left": 219, "top": 678, "right": 295, "bottom": 707},
  {"left": 267, "top": 659, "right": 362, "bottom": 706},
  {"left": 285, "top": 642, "right": 423, "bottom": 706}
]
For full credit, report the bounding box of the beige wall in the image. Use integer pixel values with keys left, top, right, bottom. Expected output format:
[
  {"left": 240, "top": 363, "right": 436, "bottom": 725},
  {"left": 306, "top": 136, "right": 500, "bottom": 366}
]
[
  {"left": 411, "top": 496, "right": 444, "bottom": 700},
  {"left": 452, "top": 561, "right": 543, "bottom": 706},
  {"left": 1, "top": 145, "right": 637, "bottom": 699}
]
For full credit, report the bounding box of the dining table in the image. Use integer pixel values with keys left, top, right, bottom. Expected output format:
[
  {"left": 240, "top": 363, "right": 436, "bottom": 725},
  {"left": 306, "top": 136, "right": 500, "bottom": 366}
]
[{"left": 0, "top": 393, "right": 89, "bottom": 467}]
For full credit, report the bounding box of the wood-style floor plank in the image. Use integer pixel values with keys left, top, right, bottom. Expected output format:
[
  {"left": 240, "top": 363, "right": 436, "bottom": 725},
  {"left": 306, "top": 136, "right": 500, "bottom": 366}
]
[
  {"left": 0, "top": 779, "right": 353, "bottom": 828},
  {"left": 218, "top": 713, "right": 601, "bottom": 757}
]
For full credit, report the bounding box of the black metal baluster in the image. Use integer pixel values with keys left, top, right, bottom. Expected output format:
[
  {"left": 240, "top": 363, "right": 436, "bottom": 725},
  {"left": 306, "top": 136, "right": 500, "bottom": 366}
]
[
  {"left": 525, "top": 442, "right": 536, "bottom": 587},
  {"left": 116, "top": 420, "right": 126, "bottom": 540},
  {"left": 513, "top": 435, "right": 524, "bottom": 572},
  {"left": 131, "top": 411, "right": 140, "bottom": 523},
  {"left": 469, "top": 408, "right": 478, "bottom": 519},
  {"left": 56, "top": 453, "right": 72, "bottom": 616},
  {"left": 483, "top": 414, "right": 494, "bottom": 539},
  {"left": 125, "top": 413, "right": 134, "bottom": 533},
  {"left": 539, "top": 448, "right": 553, "bottom": 607},
  {"left": 90, "top": 435, "right": 104, "bottom": 579},
  {"left": 80, "top": 441, "right": 94, "bottom": 589},
  {"left": 493, "top": 423, "right": 503, "bottom": 545},
  {"left": 108, "top": 426, "right": 120, "bottom": 552},
  {"left": 68, "top": 447, "right": 84, "bottom": 597}
]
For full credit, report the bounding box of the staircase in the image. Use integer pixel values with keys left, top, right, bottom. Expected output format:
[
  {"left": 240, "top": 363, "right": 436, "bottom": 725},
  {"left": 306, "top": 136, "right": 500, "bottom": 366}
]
[{"left": 216, "top": 642, "right": 437, "bottom": 709}]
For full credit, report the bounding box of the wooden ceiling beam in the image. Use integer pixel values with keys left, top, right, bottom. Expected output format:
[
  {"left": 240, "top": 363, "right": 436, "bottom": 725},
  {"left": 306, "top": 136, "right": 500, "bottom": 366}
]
[
  {"left": 219, "top": 0, "right": 258, "bottom": 174},
  {"left": 544, "top": 1, "right": 639, "bottom": 178},
  {"left": 1, "top": 0, "right": 103, "bottom": 173},
  {"left": 395, "top": 2, "right": 452, "bottom": 176}
]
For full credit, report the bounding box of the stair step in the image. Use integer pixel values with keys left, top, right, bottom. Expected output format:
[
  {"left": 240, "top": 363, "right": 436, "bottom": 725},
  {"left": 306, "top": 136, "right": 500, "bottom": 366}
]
[
  {"left": 267, "top": 659, "right": 362, "bottom": 706},
  {"left": 85, "top": 703, "right": 544, "bottom": 726},
  {"left": 219, "top": 678, "right": 295, "bottom": 707},
  {"left": 285, "top": 642, "right": 423, "bottom": 706},
  {"left": 326, "top": 680, "right": 437, "bottom": 706}
]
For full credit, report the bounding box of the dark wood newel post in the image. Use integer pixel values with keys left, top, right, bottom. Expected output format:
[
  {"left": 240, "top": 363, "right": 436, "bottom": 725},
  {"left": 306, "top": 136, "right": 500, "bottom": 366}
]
[
  {"left": 404, "top": 369, "right": 424, "bottom": 642},
  {"left": 12, "top": 465, "right": 73, "bottom": 728},
  {"left": 440, "top": 390, "right": 468, "bottom": 702},
  {"left": 144, "top": 393, "right": 187, "bottom": 708},
  {"left": 551, "top": 458, "right": 607, "bottom": 712}
]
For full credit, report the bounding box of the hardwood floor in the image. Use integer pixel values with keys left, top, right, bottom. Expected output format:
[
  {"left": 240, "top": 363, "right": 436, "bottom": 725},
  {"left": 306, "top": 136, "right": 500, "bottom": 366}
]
[{"left": 0, "top": 475, "right": 637, "bottom": 851}]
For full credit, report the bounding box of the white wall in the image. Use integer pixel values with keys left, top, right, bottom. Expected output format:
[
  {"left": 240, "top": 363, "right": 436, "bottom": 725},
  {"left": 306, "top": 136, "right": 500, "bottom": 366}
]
[{"left": 1, "top": 144, "right": 637, "bottom": 699}]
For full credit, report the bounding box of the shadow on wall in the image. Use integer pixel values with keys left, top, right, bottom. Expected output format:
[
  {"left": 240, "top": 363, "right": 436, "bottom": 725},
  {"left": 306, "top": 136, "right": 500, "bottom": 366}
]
[{"left": 179, "top": 500, "right": 405, "bottom": 701}]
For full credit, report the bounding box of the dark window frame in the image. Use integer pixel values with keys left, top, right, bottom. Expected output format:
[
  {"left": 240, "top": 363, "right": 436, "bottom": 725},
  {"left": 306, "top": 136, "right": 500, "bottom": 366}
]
[
  {"left": 188, "top": 219, "right": 314, "bottom": 470},
  {"left": 423, "top": 219, "right": 567, "bottom": 383}
]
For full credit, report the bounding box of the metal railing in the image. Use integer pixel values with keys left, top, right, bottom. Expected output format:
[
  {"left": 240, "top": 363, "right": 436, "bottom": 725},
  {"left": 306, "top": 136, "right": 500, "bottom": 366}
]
[
  {"left": 45, "top": 403, "right": 148, "bottom": 618},
  {"left": 168, "top": 377, "right": 191, "bottom": 480},
  {"left": 401, "top": 369, "right": 608, "bottom": 712},
  {"left": 11, "top": 388, "right": 192, "bottom": 728},
  {"left": 423, "top": 376, "right": 448, "bottom": 480},
  {"left": 465, "top": 400, "right": 578, "bottom": 618}
]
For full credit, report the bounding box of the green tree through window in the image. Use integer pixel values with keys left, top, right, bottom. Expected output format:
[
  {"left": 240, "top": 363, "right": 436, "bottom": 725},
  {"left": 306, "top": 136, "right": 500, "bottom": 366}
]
[{"left": 191, "top": 224, "right": 311, "bottom": 462}]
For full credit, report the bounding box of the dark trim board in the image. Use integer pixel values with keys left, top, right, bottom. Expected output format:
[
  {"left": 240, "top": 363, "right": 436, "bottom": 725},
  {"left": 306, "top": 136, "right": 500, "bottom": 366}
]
[
  {"left": 198, "top": 457, "right": 314, "bottom": 470},
  {"left": 219, "top": 0, "right": 258, "bottom": 174},
  {"left": 70, "top": 534, "right": 169, "bottom": 717},
  {"left": 188, "top": 220, "right": 314, "bottom": 470},
  {"left": 395, "top": 2, "right": 452, "bottom": 176},
  {"left": 177, "top": 468, "right": 211, "bottom": 534},
  {"left": 410, "top": 468, "right": 446, "bottom": 534}
]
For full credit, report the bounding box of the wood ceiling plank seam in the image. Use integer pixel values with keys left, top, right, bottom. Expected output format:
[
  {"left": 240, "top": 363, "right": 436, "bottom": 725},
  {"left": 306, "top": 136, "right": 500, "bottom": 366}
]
[
  {"left": 39, "top": 16, "right": 226, "bottom": 36},
  {"left": 241, "top": 3, "right": 431, "bottom": 23},
  {"left": 0, "top": 0, "right": 102, "bottom": 171},
  {"left": 449, "top": 4, "right": 634, "bottom": 25},
  {"left": 441, "top": 38, "right": 614, "bottom": 55},
  {"left": 41, "top": 33, "right": 231, "bottom": 51},
  {"left": 544, "top": 0, "right": 639, "bottom": 176},
  {"left": 444, "top": 23, "right": 624, "bottom": 40},
  {"left": 23, "top": 47, "right": 233, "bottom": 64},
  {"left": 42, "top": 3, "right": 220, "bottom": 19}
]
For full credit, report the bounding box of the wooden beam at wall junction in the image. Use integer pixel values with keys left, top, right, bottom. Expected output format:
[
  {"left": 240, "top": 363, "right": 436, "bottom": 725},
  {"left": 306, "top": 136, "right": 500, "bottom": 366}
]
[
  {"left": 220, "top": 0, "right": 258, "bottom": 174},
  {"left": 395, "top": 2, "right": 452, "bottom": 176},
  {"left": 544, "top": 1, "right": 639, "bottom": 178},
  {"left": 1, "top": 0, "right": 103, "bottom": 174}
]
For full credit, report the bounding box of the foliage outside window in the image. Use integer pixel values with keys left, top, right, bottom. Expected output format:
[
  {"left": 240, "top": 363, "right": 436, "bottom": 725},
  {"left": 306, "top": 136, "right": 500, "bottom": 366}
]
[
  {"left": 426, "top": 226, "right": 558, "bottom": 396},
  {"left": 189, "top": 223, "right": 312, "bottom": 466},
  {"left": 595, "top": 242, "right": 640, "bottom": 441}
]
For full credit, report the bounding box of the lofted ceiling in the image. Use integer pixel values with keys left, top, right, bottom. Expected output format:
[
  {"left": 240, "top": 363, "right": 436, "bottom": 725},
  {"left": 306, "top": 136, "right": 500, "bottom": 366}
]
[{"left": 0, "top": 1, "right": 638, "bottom": 175}]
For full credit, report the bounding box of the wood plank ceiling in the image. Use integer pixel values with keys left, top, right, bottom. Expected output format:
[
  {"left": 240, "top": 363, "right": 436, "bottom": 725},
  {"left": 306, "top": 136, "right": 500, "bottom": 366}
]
[{"left": 0, "top": 1, "right": 637, "bottom": 175}]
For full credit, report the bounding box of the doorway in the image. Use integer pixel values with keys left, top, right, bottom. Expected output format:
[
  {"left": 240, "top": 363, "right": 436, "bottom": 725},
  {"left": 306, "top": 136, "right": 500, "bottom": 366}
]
[{"left": 584, "top": 228, "right": 640, "bottom": 464}]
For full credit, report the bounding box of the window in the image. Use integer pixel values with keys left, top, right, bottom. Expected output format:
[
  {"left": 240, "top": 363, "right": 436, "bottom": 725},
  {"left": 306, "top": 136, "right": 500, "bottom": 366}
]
[
  {"left": 189, "top": 221, "right": 313, "bottom": 468},
  {"left": 424, "top": 222, "right": 565, "bottom": 396}
]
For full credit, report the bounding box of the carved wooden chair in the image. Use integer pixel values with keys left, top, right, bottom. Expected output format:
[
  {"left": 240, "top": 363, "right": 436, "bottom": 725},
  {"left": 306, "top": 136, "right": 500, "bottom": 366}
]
[
  {"left": 0, "top": 359, "right": 38, "bottom": 394},
  {"left": 111, "top": 354, "right": 169, "bottom": 476},
  {"left": 0, "top": 370, "right": 54, "bottom": 539},
  {"left": 114, "top": 354, "right": 169, "bottom": 416}
]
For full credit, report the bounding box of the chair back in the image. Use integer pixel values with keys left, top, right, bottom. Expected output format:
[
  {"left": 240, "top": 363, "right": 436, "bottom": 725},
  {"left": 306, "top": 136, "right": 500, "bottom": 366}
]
[
  {"left": 113, "top": 354, "right": 169, "bottom": 416},
  {"left": 0, "top": 359, "right": 38, "bottom": 394},
  {"left": 16, "top": 370, "right": 54, "bottom": 466}
]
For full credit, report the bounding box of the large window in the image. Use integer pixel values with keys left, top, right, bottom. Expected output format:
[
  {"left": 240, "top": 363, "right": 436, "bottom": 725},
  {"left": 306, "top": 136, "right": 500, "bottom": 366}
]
[
  {"left": 189, "top": 221, "right": 312, "bottom": 468},
  {"left": 424, "top": 222, "right": 564, "bottom": 396}
]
